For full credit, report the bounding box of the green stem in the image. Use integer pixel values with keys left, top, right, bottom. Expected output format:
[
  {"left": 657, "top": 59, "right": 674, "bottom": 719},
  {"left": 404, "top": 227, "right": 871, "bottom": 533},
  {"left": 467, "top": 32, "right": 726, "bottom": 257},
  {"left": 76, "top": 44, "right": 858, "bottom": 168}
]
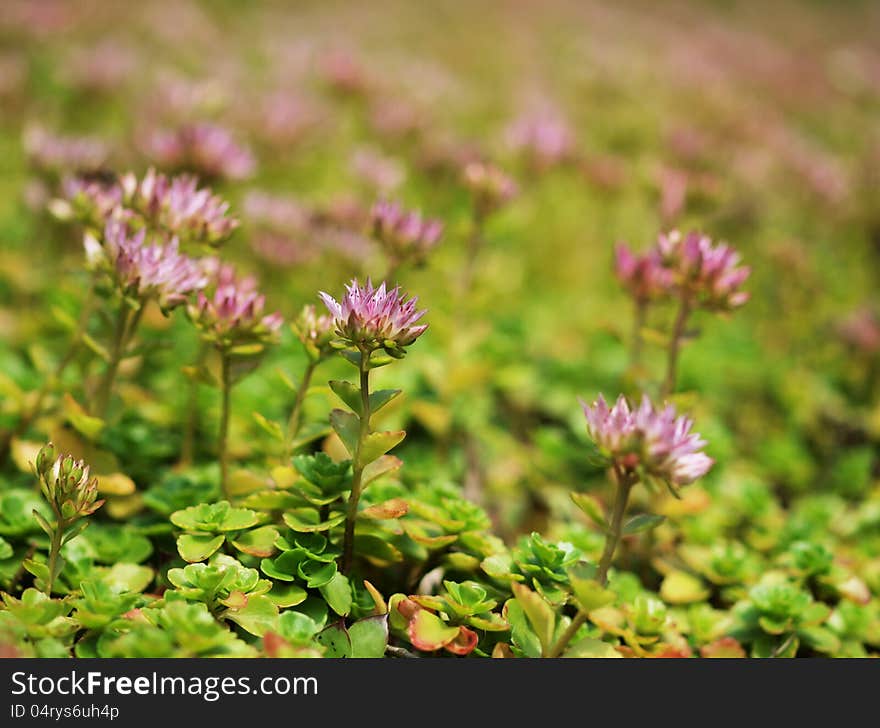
[
  {"left": 219, "top": 353, "right": 232, "bottom": 501},
  {"left": 546, "top": 468, "right": 635, "bottom": 658},
  {"left": 284, "top": 359, "right": 317, "bottom": 461},
  {"left": 662, "top": 292, "right": 691, "bottom": 398},
  {"left": 632, "top": 299, "right": 648, "bottom": 365},
  {"left": 45, "top": 524, "right": 64, "bottom": 596},
  {"left": 341, "top": 350, "right": 371, "bottom": 575},
  {"left": 93, "top": 301, "right": 144, "bottom": 418},
  {"left": 179, "top": 341, "right": 208, "bottom": 467}
]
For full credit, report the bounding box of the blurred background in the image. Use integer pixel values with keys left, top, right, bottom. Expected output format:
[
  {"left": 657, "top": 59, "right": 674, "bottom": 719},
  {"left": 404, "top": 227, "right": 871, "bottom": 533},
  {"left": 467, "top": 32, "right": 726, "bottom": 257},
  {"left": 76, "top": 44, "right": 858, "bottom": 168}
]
[{"left": 0, "top": 0, "right": 879, "bottom": 545}]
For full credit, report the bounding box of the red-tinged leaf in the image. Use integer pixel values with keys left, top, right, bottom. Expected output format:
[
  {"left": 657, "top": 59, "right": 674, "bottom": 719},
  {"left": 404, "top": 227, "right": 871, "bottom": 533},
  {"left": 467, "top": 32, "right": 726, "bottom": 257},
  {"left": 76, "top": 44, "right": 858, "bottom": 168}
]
[
  {"left": 444, "top": 626, "right": 479, "bottom": 655},
  {"left": 407, "top": 609, "right": 459, "bottom": 652},
  {"left": 360, "top": 498, "right": 408, "bottom": 520},
  {"left": 361, "top": 455, "right": 402, "bottom": 487},
  {"left": 700, "top": 637, "right": 747, "bottom": 659}
]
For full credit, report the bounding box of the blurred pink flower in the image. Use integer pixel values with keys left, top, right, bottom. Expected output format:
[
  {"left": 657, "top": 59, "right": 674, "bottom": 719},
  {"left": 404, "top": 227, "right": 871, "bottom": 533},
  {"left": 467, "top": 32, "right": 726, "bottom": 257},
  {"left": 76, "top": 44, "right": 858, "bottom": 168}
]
[
  {"left": 351, "top": 147, "right": 406, "bottom": 193},
  {"left": 462, "top": 161, "right": 517, "bottom": 217},
  {"left": 142, "top": 123, "right": 255, "bottom": 181},
  {"left": 837, "top": 307, "right": 880, "bottom": 355},
  {"left": 614, "top": 243, "right": 674, "bottom": 304},
  {"left": 23, "top": 125, "right": 109, "bottom": 177},
  {"left": 505, "top": 105, "right": 575, "bottom": 169},
  {"left": 371, "top": 200, "right": 443, "bottom": 266},
  {"left": 189, "top": 275, "right": 283, "bottom": 347}
]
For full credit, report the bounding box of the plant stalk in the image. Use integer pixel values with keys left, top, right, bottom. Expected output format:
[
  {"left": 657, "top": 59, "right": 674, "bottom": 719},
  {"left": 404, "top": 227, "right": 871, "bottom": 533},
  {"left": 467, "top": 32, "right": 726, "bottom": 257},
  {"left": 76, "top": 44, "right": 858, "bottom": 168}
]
[
  {"left": 662, "top": 291, "right": 691, "bottom": 398},
  {"left": 218, "top": 353, "right": 232, "bottom": 500},
  {"left": 341, "top": 350, "right": 371, "bottom": 575},
  {"left": 284, "top": 359, "right": 317, "bottom": 461}
]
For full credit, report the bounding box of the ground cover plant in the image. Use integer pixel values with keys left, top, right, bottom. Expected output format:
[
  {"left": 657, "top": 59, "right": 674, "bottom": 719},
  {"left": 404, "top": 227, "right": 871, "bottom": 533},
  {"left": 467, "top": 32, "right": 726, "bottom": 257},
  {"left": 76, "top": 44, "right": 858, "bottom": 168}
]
[{"left": 0, "top": 0, "right": 878, "bottom": 659}]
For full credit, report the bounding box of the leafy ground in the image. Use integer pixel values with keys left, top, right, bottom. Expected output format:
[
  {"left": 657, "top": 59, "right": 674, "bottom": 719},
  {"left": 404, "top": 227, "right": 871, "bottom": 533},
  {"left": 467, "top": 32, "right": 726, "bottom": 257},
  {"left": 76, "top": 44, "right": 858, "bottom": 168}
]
[{"left": 0, "top": 0, "right": 878, "bottom": 658}]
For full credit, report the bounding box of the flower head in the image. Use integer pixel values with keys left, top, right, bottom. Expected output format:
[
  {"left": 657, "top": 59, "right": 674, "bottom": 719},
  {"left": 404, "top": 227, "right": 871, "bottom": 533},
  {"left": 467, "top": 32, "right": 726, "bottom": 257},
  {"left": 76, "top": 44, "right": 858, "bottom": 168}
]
[
  {"left": 581, "top": 394, "right": 713, "bottom": 488},
  {"left": 89, "top": 220, "right": 207, "bottom": 310},
  {"left": 23, "top": 125, "right": 109, "bottom": 177},
  {"left": 51, "top": 173, "right": 124, "bottom": 227},
  {"left": 33, "top": 443, "right": 104, "bottom": 520},
  {"left": 657, "top": 230, "right": 750, "bottom": 310},
  {"left": 291, "top": 304, "right": 335, "bottom": 361},
  {"left": 319, "top": 278, "right": 427, "bottom": 354},
  {"left": 122, "top": 168, "right": 238, "bottom": 246},
  {"left": 505, "top": 106, "right": 575, "bottom": 169},
  {"left": 614, "top": 243, "right": 674, "bottom": 304},
  {"left": 370, "top": 200, "right": 444, "bottom": 267},
  {"left": 188, "top": 272, "right": 282, "bottom": 351},
  {"left": 143, "top": 123, "right": 255, "bottom": 181},
  {"left": 462, "top": 161, "right": 517, "bottom": 217}
]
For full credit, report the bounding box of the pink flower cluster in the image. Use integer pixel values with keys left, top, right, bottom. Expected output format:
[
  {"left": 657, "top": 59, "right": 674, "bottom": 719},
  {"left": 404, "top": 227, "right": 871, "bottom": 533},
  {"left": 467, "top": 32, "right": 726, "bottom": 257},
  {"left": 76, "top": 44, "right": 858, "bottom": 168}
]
[
  {"left": 616, "top": 230, "right": 750, "bottom": 311},
  {"left": 24, "top": 126, "right": 109, "bottom": 176},
  {"left": 462, "top": 161, "right": 518, "bottom": 216},
  {"left": 505, "top": 106, "right": 575, "bottom": 169},
  {"left": 614, "top": 244, "right": 673, "bottom": 305},
  {"left": 370, "top": 200, "right": 443, "bottom": 266},
  {"left": 581, "top": 394, "right": 714, "bottom": 487},
  {"left": 143, "top": 123, "right": 256, "bottom": 181},
  {"left": 89, "top": 221, "right": 207, "bottom": 310},
  {"left": 319, "top": 278, "right": 428, "bottom": 352},
  {"left": 122, "top": 168, "right": 239, "bottom": 246},
  {"left": 657, "top": 230, "right": 751, "bottom": 310},
  {"left": 189, "top": 273, "right": 283, "bottom": 349}
]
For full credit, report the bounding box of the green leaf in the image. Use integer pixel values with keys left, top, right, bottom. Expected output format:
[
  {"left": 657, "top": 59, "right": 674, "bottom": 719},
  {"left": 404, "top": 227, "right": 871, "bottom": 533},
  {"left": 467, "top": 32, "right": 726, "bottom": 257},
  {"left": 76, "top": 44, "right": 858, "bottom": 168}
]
[
  {"left": 799, "top": 626, "right": 840, "bottom": 655},
  {"left": 353, "top": 535, "right": 403, "bottom": 565},
  {"left": 283, "top": 509, "right": 346, "bottom": 533},
  {"left": 252, "top": 412, "right": 284, "bottom": 441},
  {"left": 266, "top": 582, "right": 308, "bottom": 608},
  {"left": 320, "top": 572, "right": 352, "bottom": 617},
  {"left": 361, "top": 455, "right": 403, "bottom": 488},
  {"left": 101, "top": 563, "right": 154, "bottom": 593},
  {"left": 32, "top": 509, "right": 54, "bottom": 537},
  {"left": 660, "top": 571, "right": 710, "bottom": 605},
  {"left": 369, "top": 389, "right": 401, "bottom": 413},
  {"left": 568, "top": 572, "right": 616, "bottom": 613},
  {"left": 570, "top": 492, "right": 607, "bottom": 529},
  {"left": 230, "top": 525, "right": 280, "bottom": 558},
  {"left": 622, "top": 513, "right": 666, "bottom": 535},
  {"left": 564, "top": 637, "right": 622, "bottom": 658},
  {"left": 511, "top": 583, "right": 555, "bottom": 655},
  {"left": 316, "top": 620, "right": 352, "bottom": 658},
  {"left": 177, "top": 534, "right": 225, "bottom": 563},
  {"left": 224, "top": 595, "right": 279, "bottom": 637},
  {"left": 407, "top": 609, "right": 459, "bottom": 651},
  {"left": 329, "top": 380, "right": 363, "bottom": 414},
  {"left": 330, "top": 409, "right": 360, "bottom": 456},
  {"left": 358, "top": 430, "right": 406, "bottom": 466},
  {"left": 81, "top": 333, "right": 110, "bottom": 362},
  {"left": 62, "top": 394, "right": 105, "bottom": 441},
  {"left": 349, "top": 615, "right": 389, "bottom": 658}
]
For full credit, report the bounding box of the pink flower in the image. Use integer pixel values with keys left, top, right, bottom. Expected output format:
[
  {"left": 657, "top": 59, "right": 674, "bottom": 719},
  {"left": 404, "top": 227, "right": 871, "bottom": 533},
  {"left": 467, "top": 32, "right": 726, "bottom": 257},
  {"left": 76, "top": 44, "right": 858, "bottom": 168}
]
[
  {"left": 351, "top": 147, "right": 406, "bottom": 193},
  {"left": 505, "top": 105, "right": 575, "bottom": 169},
  {"left": 657, "top": 230, "right": 751, "bottom": 310},
  {"left": 371, "top": 200, "right": 443, "bottom": 266},
  {"left": 92, "top": 220, "right": 207, "bottom": 310},
  {"left": 122, "top": 168, "right": 238, "bottom": 246},
  {"left": 581, "top": 394, "right": 714, "bottom": 488},
  {"left": 615, "top": 242, "right": 674, "bottom": 304},
  {"left": 23, "top": 125, "right": 109, "bottom": 177},
  {"left": 462, "top": 161, "right": 517, "bottom": 216},
  {"left": 143, "top": 123, "right": 255, "bottom": 181},
  {"left": 189, "top": 275, "right": 283, "bottom": 349},
  {"left": 319, "top": 278, "right": 427, "bottom": 352},
  {"left": 53, "top": 174, "right": 124, "bottom": 226}
]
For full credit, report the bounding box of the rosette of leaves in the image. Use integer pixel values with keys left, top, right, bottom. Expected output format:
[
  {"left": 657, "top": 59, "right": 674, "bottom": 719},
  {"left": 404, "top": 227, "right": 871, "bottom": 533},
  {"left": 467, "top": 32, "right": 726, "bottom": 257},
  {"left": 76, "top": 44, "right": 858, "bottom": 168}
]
[
  {"left": 678, "top": 541, "right": 763, "bottom": 602},
  {"left": 0, "top": 589, "right": 79, "bottom": 657},
  {"left": 142, "top": 472, "right": 218, "bottom": 516},
  {"left": 101, "top": 601, "right": 257, "bottom": 657},
  {"left": 583, "top": 593, "right": 686, "bottom": 657},
  {"left": 730, "top": 575, "right": 841, "bottom": 657},
  {"left": 389, "top": 580, "right": 508, "bottom": 656},
  {"left": 167, "top": 554, "right": 278, "bottom": 637},
  {"left": 170, "top": 500, "right": 261, "bottom": 562},
  {"left": 260, "top": 531, "right": 351, "bottom": 618},
  {"left": 70, "top": 579, "right": 142, "bottom": 632},
  {"left": 781, "top": 540, "right": 871, "bottom": 605},
  {"left": 512, "top": 533, "right": 585, "bottom": 604},
  {"left": 264, "top": 611, "right": 326, "bottom": 658},
  {"left": 827, "top": 600, "right": 880, "bottom": 658},
  {"left": 402, "top": 481, "right": 503, "bottom": 572}
]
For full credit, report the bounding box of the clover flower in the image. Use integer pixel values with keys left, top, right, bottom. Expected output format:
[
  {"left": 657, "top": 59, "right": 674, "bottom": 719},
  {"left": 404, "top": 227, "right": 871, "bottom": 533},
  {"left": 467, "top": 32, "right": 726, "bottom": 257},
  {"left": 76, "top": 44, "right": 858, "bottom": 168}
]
[
  {"left": 615, "top": 242, "right": 674, "bottom": 304},
  {"left": 144, "top": 123, "right": 255, "bottom": 181},
  {"left": 657, "top": 230, "right": 750, "bottom": 310},
  {"left": 581, "top": 394, "right": 713, "bottom": 488},
  {"left": 88, "top": 220, "right": 207, "bottom": 310},
  {"left": 462, "top": 160, "right": 517, "bottom": 217},
  {"left": 188, "top": 276, "right": 283, "bottom": 350},
  {"left": 319, "top": 278, "right": 427, "bottom": 353},
  {"left": 122, "top": 168, "right": 238, "bottom": 246},
  {"left": 370, "top": 200, "right": 443, "bottom": 266}
]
